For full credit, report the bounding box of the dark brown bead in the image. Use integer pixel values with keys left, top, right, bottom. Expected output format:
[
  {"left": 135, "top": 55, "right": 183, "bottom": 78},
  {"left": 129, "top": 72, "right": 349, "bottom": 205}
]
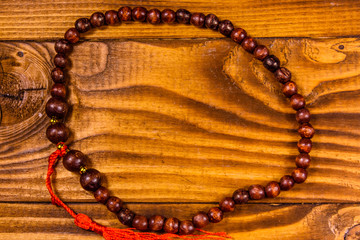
[
  {"left": 263, "top": 55, "right": 280, "bottom": 72},
  {"left": 51, "top": 83, "right": 66, "bottom": 99},
  {"left": 292, "top": 168, "right": 308, "bottom": 183},
  {"left": 90, "top": 12, "right": 105, "bottom": 27},
  {"left": 192, "top": 211, "right": 209, "bottom": 228},
  {"left": 274, "top": 67, "right": 292, "bottom": 83},
  {"left": 241, "top": 37, "right": 257, "bottom": 53},
  {"left": 179, "top": 220, "right": 195, "bottom": 235},
  {"left": 105, "top": 10, "right": 120, "bottom": 25},
  {"left": 282, "top": 81, "right": 298, "bottom": 98},
  {"left": 295, "top": 153, "right": 311, "bottom": 169},
  {"left": 132, "top": 7, "right": 147, "bottom": 22},
  {"left": 290, "top": 94, "right": 306, "bottom": 110},
  {"left": 190, "top": 12, "right": 205, "bottom": 27},
  {"left": 248, "top": 184, "right": 265, "bottom": 200},
  {"left": 296, "top": 108, "right": 311, "bottom": 123},
  {"left": 55, "top": 39, "right": 72, "bottom": 54},
  {"left": 80, "top": 168, "right": 101, "bottom": 191},
  {"left": 161, "top": 9, "right": 176, "bottom": 24},
  {"left": 232, "top": 189, "right": 249, "bottom": 204},
  {"left": 218, "top": 20, "right": 234, "bottom": 37},
  {"left": 279, "top": 175, "right": 295, "bottom": 191},
  {"left": 93, "top": 186, "right": 110, "bottom": 204},
  {"left": 146, "top": 9, "right": 161, "bottom": 25},
  {"left": 132, "top": 215, "right": 148, "bottom": 231},
  {"left": 253, "top": 45, "right": 269, "bottom": 60},
  {"left": 106, "top": 196, "right": 123, "bottom": 213},
  {"left": 219, "top": 197, "right": 235, "bottom": 212},
  {"left": 298, "top": 123, "right": 315, "bottom": 139},
  {"left": 51, "top": 67, "right": 65, "bottom": 83},
  {"left": 298, "top": 138, "right": 312, "bottom": 153},
  {"left": 46, "top": 122, "right": 69, "bottom": 144},
  {"left": 63, "top": 150, "right": 87, "bottom": 172},
  {"left": 117, "top": 208, "right": 135, "bottom": 227},
  {"left": 176, "top": 9, "right": 191, "bottom": 24},
  {"left": 64, "top": 28, "right": 80, "bottom": 44},
  {"left": 205, "top": 14, "right": 219, "bottom": 30},
  {"left": 207, "top": 207, "right": 223, "bottom": 223},
  {"left": 45, "top": 97, "right": 68, "bottom": 119},
  {"left": 265, "top": 181, "right": 280, "bottom": 198},
  {"left": 231, "top": 28, "right": 247, "bottom": 44},
  {"left": 75, "top": 18, "right": 91, "bottom": 33},
  {"left": 148, "top": 215, "right": 165, "bottom": 231},
  {"left": 118, "top": 6, "right": 132, "bottom": 21},
  {"left": 54, "top": 53, "right": 68, "bottom": 68},
  {"left": 163, "top": 217, "right": 179, "bottom": 234}
]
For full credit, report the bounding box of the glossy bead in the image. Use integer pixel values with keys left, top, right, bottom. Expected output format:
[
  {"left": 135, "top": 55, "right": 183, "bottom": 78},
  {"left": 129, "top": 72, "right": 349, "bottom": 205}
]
[
  {"left": 298, "top": 123, "right": 315, "bottom": 139},
  {"left": 248, "top": 184, "right": 265, "bottom": 200},
  {"left": 290, "top": 94, "right": 306, "bottom": 110},
  {"left": 219, "top": 197, "right": 235, "bottom": 212},
  {"left": 118, "top": 6, "right": 132, "bottom": 21},
  {"left": 279, "top": 175, "right": 295, "bottom": 191},
  {"left": 292, "top": 168, "right": 308, "bottom": 183},
  {"left": 190, "top": 12, "right": 205, "bottom": 27},
  {"left": 205, "top": 14, "right": 219, "bottom": 30},
  {"left": 93, "top": 186, "right": 110, "bottom": 204},
  {"left": 176, "top": 9, "right": 191, "bottom": 24},
  {"left": 263, "top": 55, "right": 280, "bottom": 72},
  {"left": 207, "top": 207, "right": 223, "bottom": 223},
  {"left": 163, "top": 217, "right": 179, "bottom": 234},
  {"left": 232, "top": 189, "right": 249, "bottom": 204},
  {"left": 253, "top": 45, "right": 269, "bottom": 60},
  {"left": 80, "top": 168, "right": 101, "bottom": 191},
  {"left": 55, "top": 39, "right": 72, "bottom": 54},
  {"left": 45, "top": 97, "right": 68, "bottom": 119},
  {"left": 161, "top": 9, "right": 176, "bottom": 24},
  {"left": 51, "top": 67, "right": 65, "bottom": 83},
  {"left": 192, "top": 211, "right": 209, "bottom": 228},
  {"left": 298, "top": 138, "right": 312, "bottom": 153},
  {"left": 51, "top": 83, "right": 66, "bottom": 99},
  {"left": 295, "top": 153, "right": 311, "bottom": 169},
  {"left": 146, "top": 9, "right": 161, "bottom": 25},
  {"left": 231, "top": 28, "right": 247, "bottom": 44},
  {"left": 274, "top": 67, "right": 292, "bottom": 83},
  {"left": 148, "top": 215, "right": 165, "bottom": 231},
  {"left": 179, "top": 220, "right": 195, "bottom": 235},
  {"left": 54, "top": 53, "right": 68, "bottom": 68},
  {"left": 265, "top": 181, "right": 280, "bottom": 198},
  {"left": 241, "top": 37, "right": 257, "bottom": 53},
  {"left": 64, "top": 28, "right": 80, "bottom": 44},
  {"left": 106, "top": 196, "right": 123, "bottom": 213},
  {"left": 117, "top": 208, "right": 135, "bottom": 227},
  {"left": 75, "top": 18, "right": 91, "bottom": 33},
  {"left": 46, "top": 122, "right": 69, "bottom": 144},
  {"left": 282, "top": 81, "right": 298, "bottom": 98},
  {"left": 63, "top": 150, "right": 87, "bottom": 172},
  {"left": 132, "top": 215, "right": 148, "bottom": 231},
  {"left": 132, "top": 7, "right": 147, "bottom": 22},
  {"left": 296, "top": 108, "right": 311, "bottom": 123},
  {"left": 105, "top": 10, "right": 120, "bottom": 25},
  {"left": 90, "top": 12, "right": 105, "bottom": 27},
  {"left": 218, "top": 20, "right": 234, "bottom": 36}
]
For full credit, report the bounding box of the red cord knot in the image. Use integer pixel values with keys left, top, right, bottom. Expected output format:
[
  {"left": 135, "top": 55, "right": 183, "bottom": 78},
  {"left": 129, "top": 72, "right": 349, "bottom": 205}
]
[{"left": 75, "top": 213, "right": 106, "bottom": 235}]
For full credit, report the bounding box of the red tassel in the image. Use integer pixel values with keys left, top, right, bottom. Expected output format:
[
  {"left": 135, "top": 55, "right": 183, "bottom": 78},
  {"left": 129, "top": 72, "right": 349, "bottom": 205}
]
[{"left": 46, "top": 143, "right": 233, "bottom": 240}]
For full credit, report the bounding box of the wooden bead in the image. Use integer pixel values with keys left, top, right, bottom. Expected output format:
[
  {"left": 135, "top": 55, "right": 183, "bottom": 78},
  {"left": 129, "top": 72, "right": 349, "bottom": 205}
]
[
  {"left": 64, "top": 28, "right": 80, "bottom": 44},
  {"left": 292, "top": 168, "right": 308, "bottom": 183},
  {"left": 146, "top": 9, "right": 161, "bottom": 25},
  {"left": 54, "top": 53, "right": 68, "bottom": 68},
  {"left": 205, "top": 14, "right": 219, "bottom": 30},
  {"left": 265, "top": 181, "right": 280, "bottom": 198},
  {"left": 298, "top": 138, "right": 312, "bottom": 153},
  {"left": 192, "top": 211, "right": 209, "bottom": 228},
  {"left": 282, "top": 81, "right": 298, "bottom": 98},
  {"left": 232, "top": 189, "right": 249, "bottom": 204},
  {"left": 298, "top": 123, "right": 315, "bottom": 138},
  {"left": 275, "top": 67, "right": 292, "bottom": 83},
  {"left": 218, "top": 20, "right": 234, "bottom": 36},
  {"left": 80, "top": 168, "right": 101, "bottom": 191},
  {"left": 117, "top": 208, "right": 135, "bottom": 227},
  {"left": 63, "top": 150, "right": 87, "bottom": 172},
  {"left": 248, "top": 184, "right": 265, "bottom": 200},
  {"left": 105, "top": 10, "right": 120, "bottom": 25},
  {"left": 50, "top": 83, "right": 66, "bottom": 99},
  {"left": 46, "top": 122, "right": 69, "bottom": 144},
  {"left": 241, "top": 37, "right": 257, "bottom": 53},
  {"left": 190, "top": 12, "right": 205, "bottom": 27},
  {"left": 132, "top": 7, "right": 147, "bottom": 22},
  {"left": 161, "top": 9, "right": 176, "bottom": 24},
  {"left": 290, "top": 94, "right": 306, "bottom": 110},
  {"left": 55, "top": 39, "right": 72, "bottom": 54},
  {"left": 132, "top": 215, "right": 148, "bottom": 231},
  {"left": 176, "top": 9, "right": 191, "bottom": 24},
  {"left": 179, "top": 220, "right": 195, "bottom": 235},
  {"left": 279, "top": 175, "right": 295, "bottom": 191},
  {"left": 90, "top": 12, "right": 105, "bottom": 27},
  {"left": 106, "top": 196, "right": 123, "bottom": 213},
  {"left": 296, "top": 108, "right": 311, "bottom": 123},
  {"left": 93, "top": 186, "right": 110, "bottom": 204},
  {"left": 295, "top": 153, "right": 311, "bottom": 169},
  {"left": 45, "top": 97, "right": 68, "bottom": 119},
  {"left": 207, "top": 207, "right": 223, "bottom": 223},
  {"left": 118, "top": 6, "right": 132, "bottom": 21},
  {"left": 263, "top": 55, "right": 280, "bottom": 72},
  {"left": 219, "top": 197, "right": 235, "bottom": 212},
  {"left": 231, "top": 28, "right": 247, "bottom": 44},
  {"left": 51, "top": 67, "right": 65, "bottom": 83},
  {"left": 253, "top": 45, "right": 269, "bottom": 60},
  {"left": 75, "top": 18, "right": 91, "bottom": 33},
  {"left": 148, "top": 215, "right": 165, "bottom": 231},
  {"left": 163, "top": 217, "right": 179, "bottom": 234}
]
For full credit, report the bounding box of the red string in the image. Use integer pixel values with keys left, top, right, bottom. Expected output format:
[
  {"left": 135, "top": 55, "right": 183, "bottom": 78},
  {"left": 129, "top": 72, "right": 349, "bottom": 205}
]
[{"left": 46, "top": 143, "right": 233, "bottom": 240}]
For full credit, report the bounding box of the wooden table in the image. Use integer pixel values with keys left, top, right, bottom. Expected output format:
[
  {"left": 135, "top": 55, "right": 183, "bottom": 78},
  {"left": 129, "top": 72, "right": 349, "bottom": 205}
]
[{"left": 1, "top": 1, "right": 360, "bottom": 239}]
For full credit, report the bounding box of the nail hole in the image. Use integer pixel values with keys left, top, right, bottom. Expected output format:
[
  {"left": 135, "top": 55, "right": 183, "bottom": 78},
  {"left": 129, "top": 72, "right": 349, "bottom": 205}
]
[
  {"left": 338, "top": 45, "right": 344, "bottom": 50},
  {"left": 17, "top": 51, "right": 24, "bottom": 57}
]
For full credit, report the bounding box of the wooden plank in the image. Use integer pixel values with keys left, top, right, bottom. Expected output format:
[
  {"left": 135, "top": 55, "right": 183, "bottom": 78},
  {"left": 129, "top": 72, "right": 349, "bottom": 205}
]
[{"left": 0, "top": 0, "right": 359, "bottom": 40}]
